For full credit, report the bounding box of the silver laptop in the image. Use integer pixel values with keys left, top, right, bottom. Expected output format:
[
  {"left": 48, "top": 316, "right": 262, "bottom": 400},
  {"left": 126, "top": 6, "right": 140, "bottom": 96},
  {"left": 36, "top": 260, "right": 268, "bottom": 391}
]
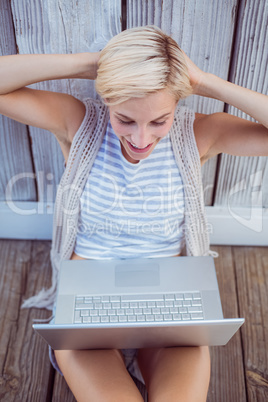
[{"left": 33, "top": 256, "right": 244, "bottom": 350}]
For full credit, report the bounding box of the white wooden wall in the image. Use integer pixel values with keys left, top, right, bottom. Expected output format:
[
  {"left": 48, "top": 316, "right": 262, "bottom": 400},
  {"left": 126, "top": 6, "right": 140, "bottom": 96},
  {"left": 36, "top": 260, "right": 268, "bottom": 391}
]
[{"left": 0, "top": 0, "right": 267, "bottom": 239}]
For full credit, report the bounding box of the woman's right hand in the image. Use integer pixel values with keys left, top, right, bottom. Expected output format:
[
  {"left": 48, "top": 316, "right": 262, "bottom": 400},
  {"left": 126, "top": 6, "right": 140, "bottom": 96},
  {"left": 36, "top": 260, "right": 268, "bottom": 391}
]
[{"left": 0, "top": 52, "right": 99, "bottom": 157}]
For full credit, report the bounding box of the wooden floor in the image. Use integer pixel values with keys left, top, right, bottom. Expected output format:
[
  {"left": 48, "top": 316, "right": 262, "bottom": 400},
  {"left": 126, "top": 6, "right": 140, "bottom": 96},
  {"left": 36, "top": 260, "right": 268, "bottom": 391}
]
[{"left": 0, "top": 240, "right": 267, "bottom": 401}]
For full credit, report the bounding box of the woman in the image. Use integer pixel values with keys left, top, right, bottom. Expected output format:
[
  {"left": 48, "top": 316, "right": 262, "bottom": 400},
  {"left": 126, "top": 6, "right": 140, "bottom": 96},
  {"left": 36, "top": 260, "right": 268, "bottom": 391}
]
[{"left": 0, "top": 26, "right": 267, "bottom": 401}]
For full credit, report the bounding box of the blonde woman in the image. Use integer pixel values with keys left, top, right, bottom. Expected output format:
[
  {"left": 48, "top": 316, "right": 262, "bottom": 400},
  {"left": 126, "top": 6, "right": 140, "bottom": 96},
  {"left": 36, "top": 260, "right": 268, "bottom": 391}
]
[{"left": 0, "top": 26, "right": 267, "bottom": 402}]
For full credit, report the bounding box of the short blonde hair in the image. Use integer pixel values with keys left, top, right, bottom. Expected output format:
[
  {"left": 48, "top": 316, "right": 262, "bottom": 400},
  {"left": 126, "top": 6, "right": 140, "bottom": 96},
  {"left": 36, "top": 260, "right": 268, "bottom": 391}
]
[{"left": 95, "top": 25, "right": 192, "bottom": 105}]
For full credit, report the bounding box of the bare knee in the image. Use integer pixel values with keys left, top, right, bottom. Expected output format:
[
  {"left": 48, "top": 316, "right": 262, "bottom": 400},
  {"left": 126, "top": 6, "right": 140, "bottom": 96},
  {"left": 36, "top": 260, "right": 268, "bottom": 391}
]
[
  {"left": 54, "top": 348, "right": 124, "bottom": 374},
  {"left": 138, "top": 346, "right": 210, "bottom": 402},
  {"left": 54, "top": 349, "right": 143, "bottom": 402}
]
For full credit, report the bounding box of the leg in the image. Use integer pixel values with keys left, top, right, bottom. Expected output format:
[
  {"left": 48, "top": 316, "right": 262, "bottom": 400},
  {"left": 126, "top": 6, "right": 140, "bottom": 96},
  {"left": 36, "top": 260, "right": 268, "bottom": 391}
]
[
  {"left": 137, "top": 346, "right": 210, "bottom": 402},
  {"left": 55, "top": 349, "right": 144, "bottom": 402}
]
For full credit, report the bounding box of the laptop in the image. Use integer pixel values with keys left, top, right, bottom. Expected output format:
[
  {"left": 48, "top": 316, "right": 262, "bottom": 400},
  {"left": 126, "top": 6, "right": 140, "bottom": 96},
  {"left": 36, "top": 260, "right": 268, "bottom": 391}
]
[{"left": 33, "top": 256, "right": 244, "bottom": 350}]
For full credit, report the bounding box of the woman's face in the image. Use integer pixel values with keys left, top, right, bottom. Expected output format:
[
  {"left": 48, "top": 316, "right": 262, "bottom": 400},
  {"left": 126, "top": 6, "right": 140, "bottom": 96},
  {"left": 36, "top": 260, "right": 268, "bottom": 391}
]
[{"left": 109, "top": 89, "right": 178, "bottom": 163}]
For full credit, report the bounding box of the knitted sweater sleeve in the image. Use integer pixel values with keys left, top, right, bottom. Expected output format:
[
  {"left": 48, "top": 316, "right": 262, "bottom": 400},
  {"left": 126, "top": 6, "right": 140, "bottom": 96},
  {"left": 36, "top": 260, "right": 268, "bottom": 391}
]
[
  {"left": 21, "top": 98, "right": 109, "bottom": 310},
  {"left": 170, "top": 106, "right": 210, "bottom": 257}
]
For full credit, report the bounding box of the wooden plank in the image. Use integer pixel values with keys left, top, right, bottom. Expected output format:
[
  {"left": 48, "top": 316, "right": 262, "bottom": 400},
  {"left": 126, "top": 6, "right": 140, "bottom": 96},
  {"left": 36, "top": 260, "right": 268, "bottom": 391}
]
[
  {"left": 207, "top": 245, "right": 246, "bottom": 402},
  {"left": 126, "top": 0, "right": 238, "bottom": 205},
  {"left": 10, "top": 0, "right": 122, "bottom": 201},
  {"left": 0, "top": 0, "right": 37, "bottom": 202},
  {"left": 214, "top": 0, "right": 268, "bottom": 207},
  {"left": 233, "top": 246, "right": 268, "bottom": 402},
  {"left": 52, "top": 373, "right": 76, "bottom": 402},
  {"left": 0, "top": 240, "right": 53, "bottom": 401},
  {"left": 214, "top": 155, "right": 268, "bottom": 208},
  {"left": 3, "top": 240, "right": 268, "bottom": 401}
]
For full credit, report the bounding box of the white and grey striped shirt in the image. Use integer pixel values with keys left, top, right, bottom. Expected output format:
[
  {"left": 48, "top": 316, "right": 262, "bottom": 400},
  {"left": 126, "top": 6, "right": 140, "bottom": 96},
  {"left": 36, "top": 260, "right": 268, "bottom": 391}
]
[{"left": 74, "top": 121, "right": 185, "bottom": 259}]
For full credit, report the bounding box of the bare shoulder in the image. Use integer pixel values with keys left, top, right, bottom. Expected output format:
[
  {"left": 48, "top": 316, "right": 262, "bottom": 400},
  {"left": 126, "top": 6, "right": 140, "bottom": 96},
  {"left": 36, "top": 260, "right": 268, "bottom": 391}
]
[
  {"left": 193, "top": 112, "right": 268, "bottom": 164},
  {"left": 0, "top": 88, "right": 86, "bottom": 162}
]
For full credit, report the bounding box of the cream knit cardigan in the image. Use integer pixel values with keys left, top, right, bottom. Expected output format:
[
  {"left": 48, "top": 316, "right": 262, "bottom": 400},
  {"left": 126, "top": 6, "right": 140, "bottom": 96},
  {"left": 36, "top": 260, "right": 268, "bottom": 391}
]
[{"left": 22, "top": 98, "right": 210, "bottom": 310}]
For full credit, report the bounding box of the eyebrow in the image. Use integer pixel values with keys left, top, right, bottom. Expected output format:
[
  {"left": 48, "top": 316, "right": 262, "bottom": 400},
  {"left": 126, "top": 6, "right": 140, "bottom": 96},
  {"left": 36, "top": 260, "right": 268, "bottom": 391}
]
[{"left": 115, "top": 112, "right": 171, "bottom": 121}]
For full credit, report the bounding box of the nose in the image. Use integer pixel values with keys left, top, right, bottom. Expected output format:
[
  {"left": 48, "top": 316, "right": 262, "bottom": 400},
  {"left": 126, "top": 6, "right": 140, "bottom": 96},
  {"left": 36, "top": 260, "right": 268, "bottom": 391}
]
[{"left": 131, "top": 125, "right": 152, "bottom": 148}]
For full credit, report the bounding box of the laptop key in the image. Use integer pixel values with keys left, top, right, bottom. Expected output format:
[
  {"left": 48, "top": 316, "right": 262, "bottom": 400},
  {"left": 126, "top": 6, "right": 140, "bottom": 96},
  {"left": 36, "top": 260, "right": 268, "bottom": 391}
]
[
  {"left": 188, "top": 306, "right": 203, "bottom": 313},
  {"left": 192, "top": 300, "right": 202, "bottom": 306},
  {"left": 119, "top": 316, "right": 128, "bottom": 322},
  {"left": 183, "top": 301, "right": 191, "bottom": 307},
  {"left": 165, "top": 301, "right": 174, "bottom": 307},
  {"left": 143, "top": 308, "right": 152, "bottom": 315},
  {"left": 75, "top": 303, "right": 93, "bottom": 310},
  {"left": 182, "top": 314, "right": 191, "bottom": 320},
  {"left": 161, "top": 308, "right": 170, "bottom": 314},
  {"left": 82, "top": 316, "right": 92, "bottom": 323},
  {"left": 99, "top": 309, "right": 107, "bottom": 316},
  {"left": 84, "top": 297, "right": 93, "bottom": 303},
  {"left": 184, "top": 293, "right": 193, "bottom": 300},
  {"left": 80, "top": 310, "right": 89, "bottom": 317},
  {"left": 74, "top": 311, "right": 82, "bottom": 323},
  {"left": 128, "top": 316, "right": 137, "bottom": 322},
  {"left": 92, "top": 317, "right": 100, "bottom": 323},
  {"left": 101, "top": 316, "right": 109, "bottom": 323},
  {"left": 191, "top": 313, "right": 204, "bottom": 320},
  {"left": 134, "top": 308, "right": 143, "bottom": 315},
  {"left": 122, "top": 294, "right": 164, "bottom": 302},
  {"left": 138, "top": 302, "right": 147, "bottom": 308},
  {"left": 76, "top": 297, "right": 84, "bottom": 303},
  {"left": 165, "top": 294, "right": 175, "bottom": 301},
  {"left": 137, "top": 315, "right": 146, "bottom": 322},
  {"left": 111, "top": 296, "right": 120, "bottom": 302},
  {"left": 164, "top": 314, "right": 173, "bottom": 321}
]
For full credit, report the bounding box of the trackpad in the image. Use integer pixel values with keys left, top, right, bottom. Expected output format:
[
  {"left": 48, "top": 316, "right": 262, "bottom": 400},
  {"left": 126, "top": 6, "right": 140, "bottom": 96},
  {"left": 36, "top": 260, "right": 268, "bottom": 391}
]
[{"left": 115, "top": 263, "right": 160, "bottom": 287}]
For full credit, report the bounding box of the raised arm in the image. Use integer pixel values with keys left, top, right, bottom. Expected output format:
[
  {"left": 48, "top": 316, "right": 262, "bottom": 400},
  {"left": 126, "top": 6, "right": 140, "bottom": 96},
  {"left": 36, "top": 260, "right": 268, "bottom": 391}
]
[
  {"left": 0, "top": 53, "right": 99, "bottom": 94},
  {"left": 0, "top": 52, "right": 99, "bottom": 156},
  {"left": 183, "top": 52, "right": 268, "bottom": 161}
]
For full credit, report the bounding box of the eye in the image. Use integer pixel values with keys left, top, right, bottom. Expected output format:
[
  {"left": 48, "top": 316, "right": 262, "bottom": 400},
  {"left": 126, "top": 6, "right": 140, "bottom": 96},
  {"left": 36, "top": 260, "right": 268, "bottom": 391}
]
[
  {"left": 151, "top": 121, "right": 166, "bottom": 126},
  {"left": 117, "top": 118, "right": 134, "bottom": 125}
]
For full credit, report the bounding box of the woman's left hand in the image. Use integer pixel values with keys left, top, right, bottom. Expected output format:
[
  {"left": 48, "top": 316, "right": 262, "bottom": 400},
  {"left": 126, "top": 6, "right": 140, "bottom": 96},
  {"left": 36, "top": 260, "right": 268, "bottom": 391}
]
[{"left": 182, "top": 51, "right": 208, "bottom": 96}]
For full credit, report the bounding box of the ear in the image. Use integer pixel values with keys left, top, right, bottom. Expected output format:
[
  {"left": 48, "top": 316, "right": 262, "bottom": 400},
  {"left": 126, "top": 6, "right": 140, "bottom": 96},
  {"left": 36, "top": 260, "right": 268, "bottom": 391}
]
[{"left": 103, "top": 98, "right": 111, "bottom": 106}]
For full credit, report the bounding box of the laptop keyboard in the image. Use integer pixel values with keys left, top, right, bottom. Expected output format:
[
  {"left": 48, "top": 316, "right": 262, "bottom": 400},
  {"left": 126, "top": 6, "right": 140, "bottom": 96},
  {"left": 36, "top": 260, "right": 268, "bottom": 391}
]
[{"left": 74, "top": 292, "right": 204, "bottom": 324}]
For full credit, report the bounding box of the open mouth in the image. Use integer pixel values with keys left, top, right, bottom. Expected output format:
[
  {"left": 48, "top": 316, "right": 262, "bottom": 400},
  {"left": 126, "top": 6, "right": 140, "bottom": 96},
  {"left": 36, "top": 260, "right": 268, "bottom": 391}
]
[{"left": 126, "top": 140, "right": 153, "bottom": 153}]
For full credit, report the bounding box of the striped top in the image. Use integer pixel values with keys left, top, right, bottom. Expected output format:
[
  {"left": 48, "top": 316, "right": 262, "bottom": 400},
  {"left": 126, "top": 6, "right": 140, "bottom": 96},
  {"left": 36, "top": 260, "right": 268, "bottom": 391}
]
[{"left": 74, "top": 121, "right": 185, "bottom": 259}]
